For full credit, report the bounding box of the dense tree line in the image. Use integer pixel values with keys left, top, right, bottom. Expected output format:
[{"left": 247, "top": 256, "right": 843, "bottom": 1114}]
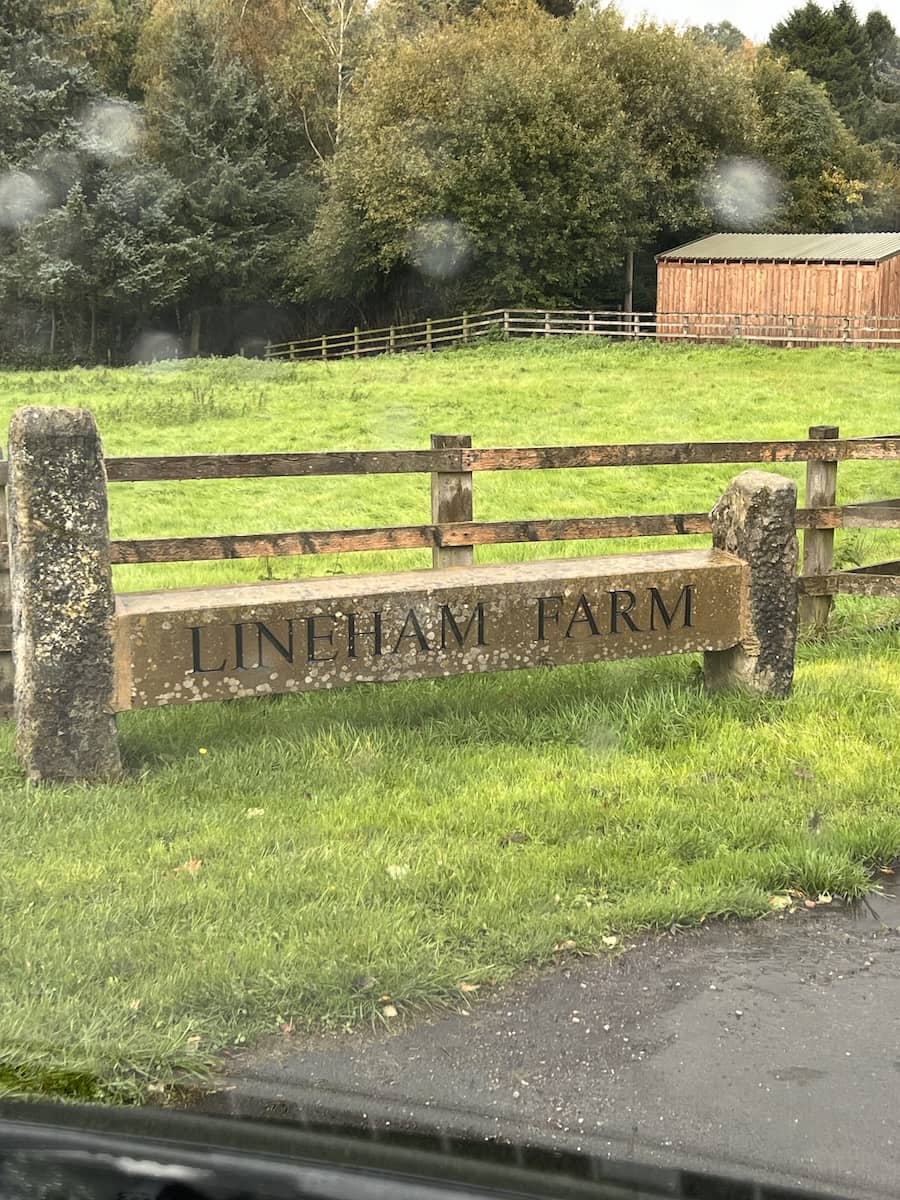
[{"left": 0, "top": 0, "right": 898, "bottom": 362}]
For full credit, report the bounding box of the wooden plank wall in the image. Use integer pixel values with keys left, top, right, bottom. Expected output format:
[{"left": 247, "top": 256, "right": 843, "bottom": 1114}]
[
  {"left": 656, "top": 260, "right": 881, "bottom": 342},
  {"left": 876, "top": 257, "right": 900, "bottom": 333}
]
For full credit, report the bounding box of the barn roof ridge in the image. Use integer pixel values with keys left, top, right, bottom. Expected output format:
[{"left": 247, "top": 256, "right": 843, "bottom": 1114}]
[{"left": 657, "top": 232, "right": 900, "bottom": 264}]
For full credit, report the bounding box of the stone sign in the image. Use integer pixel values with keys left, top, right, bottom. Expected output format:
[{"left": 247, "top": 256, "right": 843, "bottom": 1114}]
[
  {"left": 113, "top": 549, "right": 745, "bottom": 710},
  {"left": 5, "top": 405, "right": 799, "bottom": 783}
]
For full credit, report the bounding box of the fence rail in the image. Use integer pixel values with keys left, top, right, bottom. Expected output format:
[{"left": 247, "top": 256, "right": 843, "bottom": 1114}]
[
  {"left": 92, "top": 434, "right": 900, "bottom": 609},
  {"left": 265, "top": 309, "right": 900, "bottom": 361},
  {"left": 0, "top": 424, "right": 896, "bottom": 718}
]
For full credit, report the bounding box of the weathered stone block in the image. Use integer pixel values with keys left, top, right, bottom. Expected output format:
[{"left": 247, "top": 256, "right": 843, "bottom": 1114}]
[
  {"left": 8, "top": 407, "right": 121, "bottom": 781},
  {"left": 704, "top": 470, "right": 798, "bottom": 698}
]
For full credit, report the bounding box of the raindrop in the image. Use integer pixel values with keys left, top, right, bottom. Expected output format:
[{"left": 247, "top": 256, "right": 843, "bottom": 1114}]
[
  {"left": 79, "top": 100, "right": 144, "bottom": 161},
  {"left": 701, "top": 157, "right": 782, "bottom": 230},
  {"left": 409, "top": 217, "right": 472, "bottom": 281},
  {"left": 0, "top": 171, "right": 50, "bottom": 229},
  {"left": 128, "top": 331, "right": 184, "bottom": 364}
]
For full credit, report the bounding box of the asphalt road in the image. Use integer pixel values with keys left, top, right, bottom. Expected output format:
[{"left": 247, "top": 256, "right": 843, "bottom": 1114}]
[{"left": 193, "top": 880, "right": 900, "bottom": 1200}]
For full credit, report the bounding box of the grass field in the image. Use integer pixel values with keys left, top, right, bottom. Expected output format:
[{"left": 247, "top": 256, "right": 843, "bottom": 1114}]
[{"left": 1, "top": 340, "right": 898, "bottom": 1103}]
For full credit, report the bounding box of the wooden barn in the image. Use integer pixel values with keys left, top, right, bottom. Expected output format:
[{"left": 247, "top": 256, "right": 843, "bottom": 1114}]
[{"left": 655, "top": 232, "right": 900, "bottom": 345}]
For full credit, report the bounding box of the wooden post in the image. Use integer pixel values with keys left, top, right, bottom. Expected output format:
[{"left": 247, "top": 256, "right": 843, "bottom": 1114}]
[
  {"left": 787, "top": 315, "right": 795, "bottom": 350},
  {"left": 430, "top": 433, "right": 473, "bottom": 569},
  {"left": 800, "top": 425, "right": 839, "bottom": 631},
  {"left": 389, "top": 326, "right": 396, "bottom": 353},
  {"left": 843, "top": 316, "right": 851, "bottom": 347},
  {"left": 733, "top": 314, "right": 742, "bottom": 341},
  {"left": 353, "top": 326, "right": 360, "bottom": 358},
  {"left": 624, "top": 250, "right": 634, "bottom": 316},
  {"left": 544, "top": 311, "right": 551, "bottom": 339},
  {"left": 426, "top": 318, "right": 433, "bottom": 352},
  {"left": 588, "top": 311, "right": 596, "bottom": 335},
  {"left": 264, "top": 339, "right": 272, "bottom": 360},
  {"left": 503, "top": 311, "right": 510, "bottom": 340},
  {"left": 462, "top": 312, "right": 469, "bottom": 344},
  {"left": 0, "top": 452, "right": 13, "bottom": 718},
  {"left": 321, "top": 335, "right": 327, "bottom": 361}
]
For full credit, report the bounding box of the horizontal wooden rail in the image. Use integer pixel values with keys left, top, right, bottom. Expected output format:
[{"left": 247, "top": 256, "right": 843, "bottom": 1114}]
[
  {"left": 30, "top": 504, "right": 881, "bottom": 568},
  {"left": 6, "top": 436, "right": 884, "bottom": 487},
  {"left": 799, "top": 572, "right": 900, "bottom": 597}
]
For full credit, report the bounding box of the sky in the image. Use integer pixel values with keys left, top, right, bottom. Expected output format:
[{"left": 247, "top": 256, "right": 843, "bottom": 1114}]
[{"left": 615, "top": 0, "right": 900, "bottom": 43}]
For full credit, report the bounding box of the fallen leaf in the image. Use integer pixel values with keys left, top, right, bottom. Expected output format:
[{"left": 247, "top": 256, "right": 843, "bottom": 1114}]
[
  {"left": 175, "top": 857, "right": 203, "bottom": 874},
  {"left": 386, "top": 864, "right": 409, "bottom": 880},
  {"left": 382, "top": 1004, "right": 398, "bottom": 1018},
  {"left": 816, "top": 892, "right": 833, "bottom": 904},
  {"left": 186, "top": 1035, "right": 202, "bottom": 1049},
  {"left": 198, "top": 748, "right": 208, "bottom": 756},
  {"left": 245, "top": 807, "right": 265, "bottom": 818},
  {"left": 378, "top": 994, "right": 392, "bottom": 1003},
  {"left": 553, "top": 939, "right": 577, "bottom": 952},
  {"left": 129, "top": 998, "right": 141, "bottom": 1011},
  {"left": 458, "top": 982, "right": 479, "bottom": 993},
  {"left": 804, "top": 899, "right": 817, "bottom": 909},
  {"left": 879, "top": 866, "right": 895, "bottom": 874},
  {"left": 279, "top": 1021, "right": 294, "bottom": 1036},
  {"left": 768, "top": 894, "right": 793, "bottom": 910},
  {"left": 601, "top": 935, "right": 619, "bottom": 948}
]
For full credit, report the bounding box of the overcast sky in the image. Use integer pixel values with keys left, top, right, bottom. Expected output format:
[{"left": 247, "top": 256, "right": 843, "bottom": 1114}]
[{"left": 615, "top": 0, "right": 900, "bottom": 44}]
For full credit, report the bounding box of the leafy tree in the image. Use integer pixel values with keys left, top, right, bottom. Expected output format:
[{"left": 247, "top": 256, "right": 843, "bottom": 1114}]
[
  {"left": 573, "top": 10, "right": 759, "bottom": 235},
  {"left": 687, "top": 21, "right": 747, "bottom": 53},
  {"left": 751, "top": 51, "right": 884, "bottom": 229},
  {"left": 302, "top": 3, "right": 644, "bottom": 318}
]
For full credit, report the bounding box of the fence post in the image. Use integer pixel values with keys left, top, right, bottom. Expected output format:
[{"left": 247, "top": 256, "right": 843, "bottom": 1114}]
[
  {"left": 389, "top": 325, "right": 396, "bottom": 353},
  {"left": 426, "top": 318, "right": 433, "bottom": 352},
  {"left": 503, "top": 311, "right": 510, "bottom": 340},
  {"left": 733, "top": 314, "right": 742, "bottom": 341},
  {"left": 264, "top": 339, "right": 272, "bottom": 360},
  {"left": 430, "top": 433, "right": 474, "bottom": 570},
  {"left": 462, "top": 312, "right": 469, "bottom": 344},
  {"left": 7, "top": 407, "right": 121, "bottom": 781},
  {"left": 787, "top": 314, "right": 795, "bottom": 350},
  {"left": 800, "top": 425, "right": 839, "bottom": 632},
  {"left": 843, "top": 316, "right": 851, "bottom": 347},
  {"left": 0, "top": 452, "right": 13, "bottom": 718},
  {"left": 353, "top": 326, "right": 360, "bottom": 358},
  {"left": 588, "top": 311, "right": 595, "bottom": 336},
  {"left": 321, "top": 335, "right": 327, "bottom": 361},
  {"left": 544, "top": 311, "right": 551, "bottom": 339}
]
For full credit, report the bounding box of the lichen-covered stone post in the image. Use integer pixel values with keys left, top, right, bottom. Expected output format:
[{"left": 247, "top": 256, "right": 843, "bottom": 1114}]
[
  {"left": 8, "top": 407, "right": 121, "bottom": 781},
  {"left": 704, "top": 470, "right": 798, "bottom": 698}
]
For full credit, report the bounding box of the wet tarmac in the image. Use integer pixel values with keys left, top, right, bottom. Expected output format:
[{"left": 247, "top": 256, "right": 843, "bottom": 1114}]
[{"left": 194, "top": 877, "right": 900, "bottom": 1200}]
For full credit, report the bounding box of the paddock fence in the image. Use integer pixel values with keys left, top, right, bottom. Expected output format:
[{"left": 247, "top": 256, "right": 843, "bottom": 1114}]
[{"left": 265, "top": 310, "right": 900, "bottom": 361}]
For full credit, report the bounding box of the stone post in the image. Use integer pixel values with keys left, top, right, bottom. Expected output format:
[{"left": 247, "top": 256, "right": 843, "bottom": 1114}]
[
  {"left": 704, "top": 470, "right": 798, "bottom": 698},
  {"left": 8, "top": 407, "right": 121, "bottom": 782}
]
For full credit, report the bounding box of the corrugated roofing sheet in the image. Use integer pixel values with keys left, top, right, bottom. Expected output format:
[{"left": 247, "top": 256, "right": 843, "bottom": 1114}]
[{"left": 657, "top": 233, "right": 900, "bottom": 263}]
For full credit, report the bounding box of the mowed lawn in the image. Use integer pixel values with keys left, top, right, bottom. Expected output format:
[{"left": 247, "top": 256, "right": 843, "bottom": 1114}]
[{"left": 1, "top": 340, "right": 898, "bottom": 1103}]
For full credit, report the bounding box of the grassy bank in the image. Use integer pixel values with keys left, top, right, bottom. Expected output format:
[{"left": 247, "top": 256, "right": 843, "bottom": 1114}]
[{"left": 1, "top": 340, "right": 898, "bottom": 1102}]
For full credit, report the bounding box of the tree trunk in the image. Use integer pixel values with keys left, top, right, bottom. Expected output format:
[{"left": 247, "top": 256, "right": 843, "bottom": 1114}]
[
  {"left": 190, "top": 309, "right": 202, "bottom": 357},
  {"left": 49, "top": 305, "right": 56, "bottom": 355}
]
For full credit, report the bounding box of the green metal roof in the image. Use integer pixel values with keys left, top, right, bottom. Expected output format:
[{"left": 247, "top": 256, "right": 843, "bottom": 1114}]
[{"left": 657, "top": 233, "right": 900, "bottom": 264}]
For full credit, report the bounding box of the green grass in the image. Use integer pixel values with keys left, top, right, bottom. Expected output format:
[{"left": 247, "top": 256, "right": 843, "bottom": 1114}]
[{"left": 1, "top": 340, "right": 898, "bottom": 1104}]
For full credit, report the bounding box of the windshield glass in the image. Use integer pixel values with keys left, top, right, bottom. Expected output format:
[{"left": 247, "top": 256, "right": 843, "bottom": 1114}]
[{"left": 1, "top": 0, "right": 899, "bottom": 1195}]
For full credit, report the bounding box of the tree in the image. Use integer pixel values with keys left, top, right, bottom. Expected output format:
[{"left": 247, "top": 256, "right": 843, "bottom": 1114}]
[
  {"left": 573, "top": 10, "right": 759, "bottom": 235},
  {"left": 303, "top": 3, "right": 645, "bottom": 319},
  {"left": 751, "top": 51, "right": 884, "bottom": 230},
  {"left": 141, "top": 3, "right": 313, "bottom": 353},
  {"left": 687, "top": 21, "right": 747, "bottom": 53}
]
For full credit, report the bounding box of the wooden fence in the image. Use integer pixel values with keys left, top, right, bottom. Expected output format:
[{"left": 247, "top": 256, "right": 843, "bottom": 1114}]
[
  {"left": 1, "top": 423, "right": 897, "bottom": 718},
  {"left": 265, "top": 309, "right": 900, "bottom": 361}
]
